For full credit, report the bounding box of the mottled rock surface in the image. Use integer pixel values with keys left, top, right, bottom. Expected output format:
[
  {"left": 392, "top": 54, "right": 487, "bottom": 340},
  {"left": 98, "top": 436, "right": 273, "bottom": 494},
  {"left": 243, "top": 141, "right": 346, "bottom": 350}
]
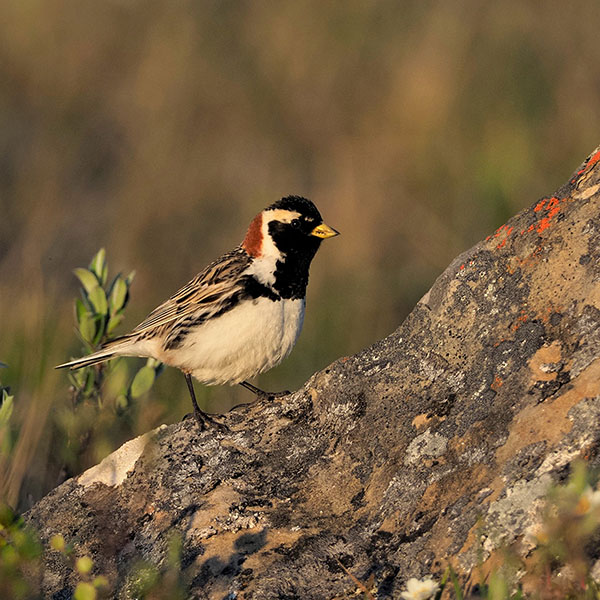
[{"left": 27, "top": 147, "right": 600, "bottom": 599}]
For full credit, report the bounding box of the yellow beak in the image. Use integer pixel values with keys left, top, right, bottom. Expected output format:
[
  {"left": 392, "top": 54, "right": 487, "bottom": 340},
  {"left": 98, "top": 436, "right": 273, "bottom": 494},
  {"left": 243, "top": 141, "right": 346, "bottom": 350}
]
[{"left": 310, "top": 222, "right": 340, "bottom": 239}]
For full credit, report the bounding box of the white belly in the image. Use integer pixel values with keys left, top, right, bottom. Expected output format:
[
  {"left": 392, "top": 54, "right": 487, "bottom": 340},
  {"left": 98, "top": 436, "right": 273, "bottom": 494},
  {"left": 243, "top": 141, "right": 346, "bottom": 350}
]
[{"left": 159, "top": 297, "right": 305, "bottom": 385}]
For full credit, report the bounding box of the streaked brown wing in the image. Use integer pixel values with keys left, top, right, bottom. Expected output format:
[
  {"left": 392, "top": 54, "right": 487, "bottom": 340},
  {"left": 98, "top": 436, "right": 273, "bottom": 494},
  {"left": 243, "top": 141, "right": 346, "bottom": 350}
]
[{"left": 131, "top": 247, "right": 251, "bottom": 335}]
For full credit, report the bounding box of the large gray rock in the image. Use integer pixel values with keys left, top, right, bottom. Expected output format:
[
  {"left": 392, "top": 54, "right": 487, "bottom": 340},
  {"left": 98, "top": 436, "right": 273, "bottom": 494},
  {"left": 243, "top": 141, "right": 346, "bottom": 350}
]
[{"left": 27, "top": 147, "right": 600, "bottom": 599}]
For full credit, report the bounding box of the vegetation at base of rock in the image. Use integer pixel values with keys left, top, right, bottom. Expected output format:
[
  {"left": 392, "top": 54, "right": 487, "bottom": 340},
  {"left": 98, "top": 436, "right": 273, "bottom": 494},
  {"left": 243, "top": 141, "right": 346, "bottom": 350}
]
[
  {"left": 3, "top": 462, "right": 600, "bottom": 598},
  {"left": 122, "top": 534, "right": 187, "bottom": 600},
  {"left": 0, "top": 503, "right": 42, "bottom": 600},
  {"left": 398, "top": 461, "right": 600, "bottom": 600},
  {"left": 48, "top": 533, "right": 109, "bottom": 600},
  {"left": 1, "top": 521, "right": 186, "bottom": 600}
]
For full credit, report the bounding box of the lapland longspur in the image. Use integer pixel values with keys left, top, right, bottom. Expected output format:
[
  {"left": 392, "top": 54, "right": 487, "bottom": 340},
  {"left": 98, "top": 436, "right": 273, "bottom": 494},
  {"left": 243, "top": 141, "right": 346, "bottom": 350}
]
[{"left": 56, "top": 196, "right": 339, "bottom": 429}]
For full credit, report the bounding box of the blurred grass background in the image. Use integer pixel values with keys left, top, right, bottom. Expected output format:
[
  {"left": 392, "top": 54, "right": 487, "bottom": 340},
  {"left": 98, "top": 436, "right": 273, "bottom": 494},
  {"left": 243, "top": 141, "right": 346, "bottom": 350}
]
[{"left": 1, "top": 0, "right": 600, "bottom": 509}]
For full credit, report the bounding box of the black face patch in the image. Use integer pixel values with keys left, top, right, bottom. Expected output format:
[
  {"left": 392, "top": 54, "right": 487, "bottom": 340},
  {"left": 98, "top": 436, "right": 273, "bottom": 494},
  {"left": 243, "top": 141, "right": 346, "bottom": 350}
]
[
  {"left": 268, "top": 219, "right": 322, "bottom": 257},
  {"left": 266, "top": 219, "right": 322, "bottom": 299}
]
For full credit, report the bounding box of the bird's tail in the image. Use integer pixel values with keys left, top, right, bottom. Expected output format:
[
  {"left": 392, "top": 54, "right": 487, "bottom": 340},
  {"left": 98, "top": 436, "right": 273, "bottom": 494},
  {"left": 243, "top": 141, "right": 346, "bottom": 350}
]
[{"left": 55, "top": 335, "right": 135, "bottom": 370}]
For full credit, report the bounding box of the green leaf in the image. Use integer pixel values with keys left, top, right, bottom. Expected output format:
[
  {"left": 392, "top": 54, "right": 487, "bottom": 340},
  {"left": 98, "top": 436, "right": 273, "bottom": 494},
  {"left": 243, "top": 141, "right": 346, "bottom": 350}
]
[
  {"left": 449, "top": 567, "right": 464, "bottom": 600},
  {"left": 50, "top": 534, "right": 66, "bottom": 552},
  {"left": 2, "top": 544, "right": 18, "bottom": 566},
  {"left": 115, "top": 394, "right": 129, "bottom": 414},
  {"left": 88, "top": 286, "right": 108, "bottom": 317},
  {"left": 89, "top": 248, "right": 106, "bottom": 284},
  {"left": 0, "top": 503, "right": 18, "bottom": 527},
  {"left": 0, "top": 393, "right": 13, "bottom": 426},
  {"left": 74, "top": 582, "right": 97, "bottom": 600},
  {"left": 433, "top": 567, "right": 449, "bottom": 600},
  {"left": 69, "top": 368, "right": 86, "bottom": 389},
  {"left": 75, "top": 298, "right": 88, "bottom": 326},
  {"left": 92, "top": 314, "right": 107, "bottom": 346},
  {"left": 569, "top": 460, "right": 589, "bottom": 495},
  {"left": 130, "top": 366, "right": 156, "bottom": 399},
  {"left": 167, "top": 532, "right": 182, "bottom": 567},
  {"left": 76, "top": 555, "right": 93, "bottom": 575},
  {"left": 108, "top": 277, "right": 128, "bottom": 315},
  {"left": 83, "top": 369, "right": 96, "bottom": 395},
  {"left": 488, "top": 570, "right": 509, "bottom": 600},
  {"left": 92, "top": 575, "right": 109, "bottom": 590},
  {"left": 74, "top": 268, "right": 99, "bottom": 295},
  {"left": 17, "top": 530, "right": 42, "bottom": 559},
  {"left": 78, "top": 312, "right": 97, "bottom": 344},
  {"left": 107, "top": 314, "right": 124, "bottom": 335}
]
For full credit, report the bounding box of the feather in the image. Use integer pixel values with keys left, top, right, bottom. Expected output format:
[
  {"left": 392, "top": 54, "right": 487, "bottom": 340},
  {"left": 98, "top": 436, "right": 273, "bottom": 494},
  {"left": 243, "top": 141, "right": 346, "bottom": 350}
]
[{"left": 130, "top": 248, "right": 252, "bottom": 336}]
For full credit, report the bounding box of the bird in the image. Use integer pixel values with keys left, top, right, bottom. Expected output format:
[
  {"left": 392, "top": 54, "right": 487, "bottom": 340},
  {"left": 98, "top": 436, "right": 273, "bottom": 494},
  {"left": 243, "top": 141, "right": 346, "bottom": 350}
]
[{"left": 56, "top": 196, "right": 339, "bottom": 430}]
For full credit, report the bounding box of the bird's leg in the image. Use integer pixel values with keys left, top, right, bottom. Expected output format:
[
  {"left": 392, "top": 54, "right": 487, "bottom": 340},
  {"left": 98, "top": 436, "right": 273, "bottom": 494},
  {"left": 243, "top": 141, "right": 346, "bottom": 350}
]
[
  {"left": 239, "top": 380, "right": 266, "bottom": 396},
  {"left": 184, "top": 374, "right": 228, "bottom": 432},
  {"left": 239, "top": 380, "right": 290, "bottom": 401}
]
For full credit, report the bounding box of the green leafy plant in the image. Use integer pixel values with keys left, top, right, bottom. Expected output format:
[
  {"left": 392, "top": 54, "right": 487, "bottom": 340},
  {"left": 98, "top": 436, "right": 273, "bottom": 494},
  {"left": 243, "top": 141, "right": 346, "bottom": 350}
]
[
  {"left": 0, "top": 503, "right": 42, "bottom": 600},
  {"left": 58, "top": 249, "right": 163, "bottom": 474},
  {"left": 70, "top": 248, "right": 130, "bottom": 405},
  {"left": 50, "top": 534, "right": 109, "bottom": 600},
  {"left": 67, "top": 248, "right": 163, "bottom": 413}
]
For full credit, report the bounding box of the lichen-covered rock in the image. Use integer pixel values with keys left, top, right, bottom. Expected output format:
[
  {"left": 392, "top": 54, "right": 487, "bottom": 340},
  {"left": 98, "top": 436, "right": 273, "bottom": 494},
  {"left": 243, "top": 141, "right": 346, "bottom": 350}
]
[{"left": 27, "top": 147, "right": 600, "bottom": 599}]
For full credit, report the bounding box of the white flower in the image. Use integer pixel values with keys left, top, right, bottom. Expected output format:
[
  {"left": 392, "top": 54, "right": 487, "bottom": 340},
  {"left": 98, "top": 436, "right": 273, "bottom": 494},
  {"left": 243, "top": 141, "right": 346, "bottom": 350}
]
[{"left": 400, "top": 577, "right": 439, "bottom": 600}]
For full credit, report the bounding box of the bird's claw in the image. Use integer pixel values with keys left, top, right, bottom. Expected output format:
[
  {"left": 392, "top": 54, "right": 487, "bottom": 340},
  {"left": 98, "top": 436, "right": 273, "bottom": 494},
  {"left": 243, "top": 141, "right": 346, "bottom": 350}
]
[{"left": 190, "top": 410, "right": 229, "bottom": 432}]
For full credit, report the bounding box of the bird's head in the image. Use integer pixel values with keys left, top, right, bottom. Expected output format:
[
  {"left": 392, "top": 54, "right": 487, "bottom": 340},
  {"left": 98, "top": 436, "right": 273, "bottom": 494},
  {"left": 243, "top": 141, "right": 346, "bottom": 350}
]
[{"left": 242, "top": 196, "right": 339, "bottom": 260}]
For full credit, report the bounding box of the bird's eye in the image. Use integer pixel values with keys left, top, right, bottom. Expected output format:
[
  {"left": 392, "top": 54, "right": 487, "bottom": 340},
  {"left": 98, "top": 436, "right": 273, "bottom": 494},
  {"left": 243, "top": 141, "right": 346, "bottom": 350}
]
[{"left": 291, "top": 218, "right": 301, "bottom": 229}]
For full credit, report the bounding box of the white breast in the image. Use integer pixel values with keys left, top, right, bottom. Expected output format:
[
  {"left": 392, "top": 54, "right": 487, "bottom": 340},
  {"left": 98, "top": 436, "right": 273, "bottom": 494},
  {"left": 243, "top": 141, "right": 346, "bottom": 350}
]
[{"left": 159, "top": 297, "right": 306, "bottom": 385}]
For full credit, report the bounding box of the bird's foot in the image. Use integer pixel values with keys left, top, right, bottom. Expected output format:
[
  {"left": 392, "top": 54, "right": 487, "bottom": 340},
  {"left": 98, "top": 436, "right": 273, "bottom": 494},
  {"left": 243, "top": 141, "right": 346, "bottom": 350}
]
[
  {"left": 183, "top": 373, "right": 228, "bottom": 432},
  {"left": 183, "top": 409, "right": 229, "bottom": 432},
  {"left": 238, "top": 380, "right": 293, "bottom": 403},
  {"left": 197, "top": 410, "right": 229, "bottom": 432},
  {"left": 239, "top": 380, "right": 291, "bottom": 401}
]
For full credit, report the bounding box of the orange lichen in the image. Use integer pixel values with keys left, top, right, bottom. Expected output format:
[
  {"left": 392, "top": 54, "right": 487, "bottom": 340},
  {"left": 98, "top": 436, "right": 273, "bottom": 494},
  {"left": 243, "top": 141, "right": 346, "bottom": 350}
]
[
  {"left": 491, "top": 225, "right": 514, "bottom": 249},
  {"left": 513, "top": 310, "right": 529, "bottom": 331},
  {"left": 575, "top": 149, "right": 600, "bottom": 177},
  {"left": 525, "top": 196, "right": 563, "bottom": 234},
  {"left": 491, "top": 376, "right": 503, "bottom": 391},
  {"left": 494, "top": 225, "right": 504, "bottom": 237},
  {"left": 537, "top": 217, "right": 552, "bottom": 233}
]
